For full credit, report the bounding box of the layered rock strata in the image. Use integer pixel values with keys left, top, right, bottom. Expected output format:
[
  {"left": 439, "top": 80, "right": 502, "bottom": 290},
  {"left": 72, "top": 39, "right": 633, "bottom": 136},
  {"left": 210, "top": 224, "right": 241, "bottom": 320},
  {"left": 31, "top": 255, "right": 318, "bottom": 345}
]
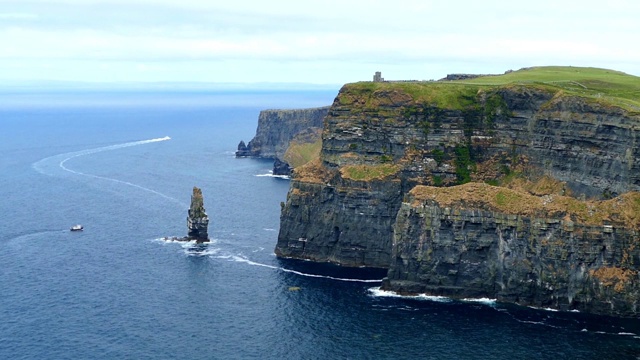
[
  {"left": 275, "top": 72, "right": 640, "bottom": 316},
  {"left": 382, "top": 184, "right": 640, "bottom": 317},
  {"left": 236, "top": 106, "right": 330, "bottom": 175},
  {"left": 236, "top": 106, "right": 329, "bottom": 159},
  {"left": 187, "top": 186, "right": 209, "bottom": 242}
]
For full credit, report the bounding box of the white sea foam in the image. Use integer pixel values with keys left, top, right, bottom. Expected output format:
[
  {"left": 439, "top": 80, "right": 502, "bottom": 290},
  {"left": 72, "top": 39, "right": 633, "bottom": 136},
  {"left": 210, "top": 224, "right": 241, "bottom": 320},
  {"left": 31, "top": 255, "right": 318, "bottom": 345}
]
[
  {"left": 255, "top": 173, "right": 290, "bottom": 180},
  {"left": 151, "top": 237, "right": 219, "bottom": 256},
  {"left": 367, "top": 287, "right": 451, "bottom": 302},
  {"left": 528, "top": 306, "right": 559, "bottom": 312},
  {"left": 32, "top": 137, "right": 187, "bottom": 208},
  {"left": 184, "top": 248, "right": 220, "bottom": 257},
  {"left": 152, "top": 237, "right": 187, "bottom": 244},
  {"left": 462, "top": 297, "right": 497, "bottom": 305},
  {"left": 180, "top": 239, "right": 218, "bottom": 247},
  {"left": 368, "top": 288, "right": 498, "bottom": 305},
  {"left": 225, "top": 255, "right": 383, "bottom": 283},
  {"left": 593, "top": 331, "right": 638, "bottom": 337},
  {"left": 152, "top": 237, "right": 217, "bottom": 245}
]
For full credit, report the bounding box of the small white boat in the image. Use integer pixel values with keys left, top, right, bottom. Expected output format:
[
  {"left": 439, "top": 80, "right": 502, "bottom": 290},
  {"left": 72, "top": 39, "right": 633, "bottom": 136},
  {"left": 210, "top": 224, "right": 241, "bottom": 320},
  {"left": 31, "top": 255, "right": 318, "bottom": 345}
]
[{"left": 70, "top": 225, "right": 83, "bottom": 231}]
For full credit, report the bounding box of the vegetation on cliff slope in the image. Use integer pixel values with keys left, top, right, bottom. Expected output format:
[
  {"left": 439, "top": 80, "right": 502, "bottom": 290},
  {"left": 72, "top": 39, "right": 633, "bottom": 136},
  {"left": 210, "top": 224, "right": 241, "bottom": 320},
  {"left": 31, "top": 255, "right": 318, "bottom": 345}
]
[
  {"left": 283, "top": 129, "right": 323, "bottom": 168},
  {"left": 292, "top": 158, "right": 335, "bottom": 184},
  {"left": 410, "top": 183, "right": 640, "bottom": 228},
  {"left": 340, "top": 164, "right": 400, "bottom": 181}
]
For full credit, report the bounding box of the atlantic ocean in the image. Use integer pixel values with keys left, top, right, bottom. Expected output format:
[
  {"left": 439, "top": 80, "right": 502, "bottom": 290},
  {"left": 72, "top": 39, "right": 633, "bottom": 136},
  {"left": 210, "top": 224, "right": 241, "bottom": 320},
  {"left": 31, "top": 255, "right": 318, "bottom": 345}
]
[{"left": 1, "top": 89, "right": 639, "bottom": 359}]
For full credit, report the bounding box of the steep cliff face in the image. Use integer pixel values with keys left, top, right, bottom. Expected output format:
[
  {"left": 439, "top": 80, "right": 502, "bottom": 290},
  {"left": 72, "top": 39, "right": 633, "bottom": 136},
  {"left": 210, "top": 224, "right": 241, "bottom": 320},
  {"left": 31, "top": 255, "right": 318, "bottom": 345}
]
[
  {"left": 276, "top": 160, "right": 400, "bottom": 268},
  {"left": 236, "top": 106, "right": 329, "bottom": 159},
  {"left": 275, "top": 67, "right": 640, "bottom": 316},
  {"left": 383, "top": 184, "right": 640, "bottom": 317}
]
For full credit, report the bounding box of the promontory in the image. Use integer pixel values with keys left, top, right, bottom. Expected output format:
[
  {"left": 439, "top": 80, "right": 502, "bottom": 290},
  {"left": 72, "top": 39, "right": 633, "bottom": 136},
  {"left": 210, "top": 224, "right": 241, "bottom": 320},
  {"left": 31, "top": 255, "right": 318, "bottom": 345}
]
[{"left": 274, "top": 66, "right": 640, "bottom": 318}]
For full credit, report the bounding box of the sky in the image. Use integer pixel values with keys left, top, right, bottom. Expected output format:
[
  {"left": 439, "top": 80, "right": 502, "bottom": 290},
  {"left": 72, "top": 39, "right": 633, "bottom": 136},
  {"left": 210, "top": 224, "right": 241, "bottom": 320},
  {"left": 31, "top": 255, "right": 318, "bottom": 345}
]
[{"left": 1, "top": 0, "right": 639, "bottom": 86}]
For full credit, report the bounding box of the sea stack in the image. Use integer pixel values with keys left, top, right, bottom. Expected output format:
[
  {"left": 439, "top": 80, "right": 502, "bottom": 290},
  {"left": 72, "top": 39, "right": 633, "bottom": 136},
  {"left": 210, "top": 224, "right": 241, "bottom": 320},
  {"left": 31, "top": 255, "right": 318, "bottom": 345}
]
[{"left": 187, "top": 186, "right": 209, "bottom": 243}]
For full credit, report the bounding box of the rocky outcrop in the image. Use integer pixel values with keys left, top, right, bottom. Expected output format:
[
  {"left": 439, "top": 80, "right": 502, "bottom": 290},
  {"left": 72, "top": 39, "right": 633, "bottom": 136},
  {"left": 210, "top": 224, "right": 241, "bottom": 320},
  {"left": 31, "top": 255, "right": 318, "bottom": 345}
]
[
  {"left": 235, "top": 140, "right": 251, "bottom": 157},
  {"left": 165, "top": 186, "right": 210, "bottom": 243},
  {"left": 187, "top": 186, "right": 209, "bottom": 242},
  {"left": 382, "top": 184, "right": 640, "bottom": 317},
  {"left": 275, "top": 70, "right": 640, "bottom": 316},
  {"left": 236, "top": 106, "right": 330, "bottom": 159},
  {"left": 272, "top": 158, "right": 292, "bottom": 176}
]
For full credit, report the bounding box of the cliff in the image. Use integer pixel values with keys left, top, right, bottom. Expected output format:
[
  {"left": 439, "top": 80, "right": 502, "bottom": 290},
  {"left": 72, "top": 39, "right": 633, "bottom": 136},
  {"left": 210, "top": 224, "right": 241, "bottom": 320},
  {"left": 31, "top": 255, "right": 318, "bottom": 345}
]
[
  {"left": 382, "top": 184, "right": 640, "bottom": 317},
  {"left": 236, "top": 106, "right": 329, "bottom": 162},
  {"left": 275, "top": 67, "right": 640, "bottom": 316}
]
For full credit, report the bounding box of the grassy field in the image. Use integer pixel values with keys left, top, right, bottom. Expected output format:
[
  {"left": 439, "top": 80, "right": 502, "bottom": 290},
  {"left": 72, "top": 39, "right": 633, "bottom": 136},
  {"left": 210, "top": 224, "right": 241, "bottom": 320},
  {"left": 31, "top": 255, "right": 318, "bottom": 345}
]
[
  {"left": 343, "top": 66, "right": 640, "bottom": 111},
  {"left": 463, "top": 66, "right": 640, "bottom": 111}
]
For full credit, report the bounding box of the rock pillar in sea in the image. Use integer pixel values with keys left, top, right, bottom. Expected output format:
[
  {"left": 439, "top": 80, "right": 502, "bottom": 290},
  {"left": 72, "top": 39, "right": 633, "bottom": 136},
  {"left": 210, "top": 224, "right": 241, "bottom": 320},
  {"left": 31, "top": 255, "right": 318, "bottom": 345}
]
[
  {"left": 235, "top": 140, "right": 252, "bottom": 157},
  {"left": 187, "top": 186, "right": 209, "bottom": 242}
]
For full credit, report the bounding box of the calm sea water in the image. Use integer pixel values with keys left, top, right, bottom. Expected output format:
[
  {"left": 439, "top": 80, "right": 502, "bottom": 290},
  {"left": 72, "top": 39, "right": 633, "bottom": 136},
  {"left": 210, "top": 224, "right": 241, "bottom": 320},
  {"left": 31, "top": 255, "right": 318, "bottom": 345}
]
[{"left": 1, "top": 90, "right": 639, "bottom": 360}]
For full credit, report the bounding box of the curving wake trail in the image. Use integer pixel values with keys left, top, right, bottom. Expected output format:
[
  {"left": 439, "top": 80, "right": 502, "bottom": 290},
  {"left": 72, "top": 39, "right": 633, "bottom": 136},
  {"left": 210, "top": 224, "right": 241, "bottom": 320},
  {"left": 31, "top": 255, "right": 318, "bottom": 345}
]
[{"left": 32, "top": 136, "right": 187, "bottom": 208}]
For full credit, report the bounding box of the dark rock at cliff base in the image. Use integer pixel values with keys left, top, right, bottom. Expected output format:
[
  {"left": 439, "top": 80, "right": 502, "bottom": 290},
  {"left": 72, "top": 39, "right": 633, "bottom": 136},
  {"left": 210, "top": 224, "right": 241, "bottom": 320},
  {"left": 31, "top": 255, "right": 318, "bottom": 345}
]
[
  {"left": 236, "top": 140, "right": 252, "bottom": 157},
  {"left": 272, "top": 158, "right": 292, "bottom": 176}
]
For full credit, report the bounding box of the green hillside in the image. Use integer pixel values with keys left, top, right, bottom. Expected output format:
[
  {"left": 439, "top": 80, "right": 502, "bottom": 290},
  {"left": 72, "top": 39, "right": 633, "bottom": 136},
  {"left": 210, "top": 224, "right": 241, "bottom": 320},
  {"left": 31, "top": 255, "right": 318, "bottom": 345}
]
[{"left": 462, "top": 66, "right": 640, "bottom": 110}]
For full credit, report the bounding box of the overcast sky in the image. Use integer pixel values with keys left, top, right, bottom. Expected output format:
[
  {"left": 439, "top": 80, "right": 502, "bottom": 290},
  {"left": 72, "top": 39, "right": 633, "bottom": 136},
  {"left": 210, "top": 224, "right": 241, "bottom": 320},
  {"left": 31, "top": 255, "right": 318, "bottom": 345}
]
[{"left": 1, "top": 0, "right": 639, "bottom": 85}]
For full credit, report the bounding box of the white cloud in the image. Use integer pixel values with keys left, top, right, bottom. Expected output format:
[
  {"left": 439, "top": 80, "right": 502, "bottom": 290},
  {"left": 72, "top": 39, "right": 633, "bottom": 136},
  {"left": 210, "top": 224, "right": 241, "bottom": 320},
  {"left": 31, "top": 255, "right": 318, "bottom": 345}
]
[
  {"left": 0, "top": 0, "right": 639, "bottom": 83},
  {"left": 0, "top": 12, "right": 39, "bottom": 19}
]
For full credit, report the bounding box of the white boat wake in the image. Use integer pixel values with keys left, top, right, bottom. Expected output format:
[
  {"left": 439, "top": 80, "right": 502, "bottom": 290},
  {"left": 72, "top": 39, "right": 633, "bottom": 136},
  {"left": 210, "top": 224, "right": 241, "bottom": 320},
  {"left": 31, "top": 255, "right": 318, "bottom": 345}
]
[{"left": 32, "top": 136, "right": 187, "bottom": 208}]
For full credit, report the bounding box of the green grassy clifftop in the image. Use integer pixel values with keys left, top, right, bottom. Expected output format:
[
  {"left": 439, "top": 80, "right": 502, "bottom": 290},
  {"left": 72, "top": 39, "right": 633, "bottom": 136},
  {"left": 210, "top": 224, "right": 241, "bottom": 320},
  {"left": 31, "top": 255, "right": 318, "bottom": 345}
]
[{"left": 341, "top": 66, "right": 640, "bottom": 112}]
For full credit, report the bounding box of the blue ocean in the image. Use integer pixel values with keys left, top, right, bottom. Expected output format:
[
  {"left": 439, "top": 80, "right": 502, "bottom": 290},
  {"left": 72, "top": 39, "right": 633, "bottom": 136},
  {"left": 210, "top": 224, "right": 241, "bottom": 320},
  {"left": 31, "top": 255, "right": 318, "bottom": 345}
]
[{"left": 1, "top": 89, "right": 639, "bottom": 359}]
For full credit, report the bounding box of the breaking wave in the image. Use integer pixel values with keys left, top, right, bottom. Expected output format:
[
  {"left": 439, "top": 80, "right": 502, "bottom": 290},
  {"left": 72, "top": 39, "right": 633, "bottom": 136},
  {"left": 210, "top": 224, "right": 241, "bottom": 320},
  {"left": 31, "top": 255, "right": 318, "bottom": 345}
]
[
  {"left": 368, "top": 288, "right": 498, "bottom": 306},
  {"left": 367, "top": 287, "right": 451, "bottom": 302},
  {"left": 255, "top": 173, "right": 290, "bottom": 180}
]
